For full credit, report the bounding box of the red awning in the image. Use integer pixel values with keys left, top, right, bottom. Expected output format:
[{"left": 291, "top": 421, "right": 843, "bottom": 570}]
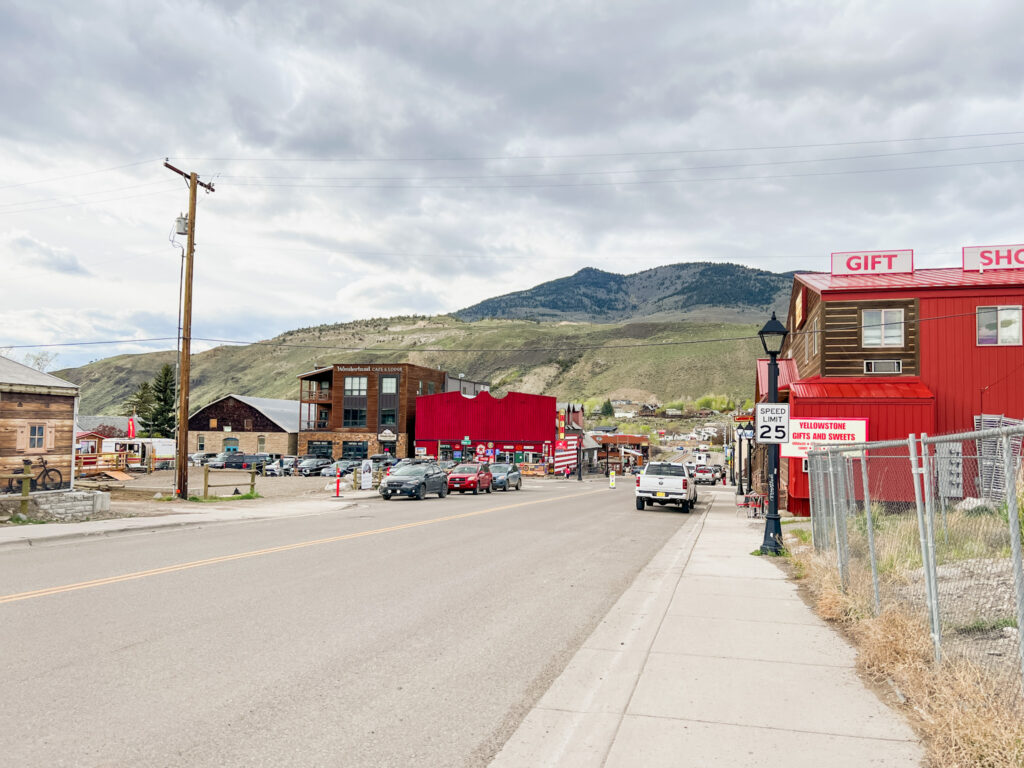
[
  {"left": 756, "top": 358, "right": 800, "bottom": 400},
  {"left": 789, "top": 376, "right": 935, "bottom": 400}
]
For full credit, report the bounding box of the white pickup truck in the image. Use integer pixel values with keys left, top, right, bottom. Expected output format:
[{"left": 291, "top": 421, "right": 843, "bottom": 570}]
[{"left": 635, "top": 461, "right": 697, "bottom": 512}]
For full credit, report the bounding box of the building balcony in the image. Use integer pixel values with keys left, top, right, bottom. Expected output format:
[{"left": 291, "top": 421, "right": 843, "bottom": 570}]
[
  {"left": 301, "top": 420, "right": 330, "bottom": 431},
  {"left": 301, "top": 390, "right": 332, "bottom": 402}
]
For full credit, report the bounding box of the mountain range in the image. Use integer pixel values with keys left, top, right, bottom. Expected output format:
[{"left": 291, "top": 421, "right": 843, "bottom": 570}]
[{"left": 55, "top": 261, "right": 795, "bottom": 414}]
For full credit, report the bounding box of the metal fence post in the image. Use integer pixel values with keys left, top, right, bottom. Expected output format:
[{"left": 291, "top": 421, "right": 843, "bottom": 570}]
[
  {"left": 909, "top": 435, "right": 941, "bottom": 664},
  {"left": 919, "top": 434, "right": 943, "bottom": 655},
  {"left": 810, "top": 455, "right": 823, "bottom": 550},
  {"left": 827, "top": 450, "right": 848, "bottom": 591},
  {"left": 1000, "top": 433, "right": 1024, "bottom": 694},
  {"left": 860, "top": 449, "right": 881, "bottom": 616}
]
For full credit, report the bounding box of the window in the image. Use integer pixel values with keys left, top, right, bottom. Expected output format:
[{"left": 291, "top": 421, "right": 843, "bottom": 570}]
[
  {"left": 244, "top": 418, "right": 253, "bottom": 430},
  {"left": 342, "top": 441, "right": 368, "bottom": 459},
  {"left": 977, "top": 306, "right": 1022, "bottom": 346},
  {"left": 257, "top": 435, "right": 266, "bottom": 452},
  {"left": 209, "top": 418, "right": 218, "bottom": 429},
  {"left": 29, "top": 424, "right": 44, "bottom": 449},
  {"left": 343, "top": 408, "right": 367, "bottom": 427},
  {"left": 418, "top": 380, "right": 424, "bottom": 395},
  {"left": 812, "top": 317, "right": 819, "bottom": 355},
  {"left": 223, "top": 437, "right": 239, "bottom": 452},
  {"left": 308, "top": 440, "right": 334, "bottom": 458},
  {"left": 379, "top": 375, "right": 399, "bottom": 427},
  {"left": 427, "top": 381, "right": 436, "bottom": 395},
  {"left": 344, "top": 376, "right": 367, "bottom": 396},
  {"left": 381, "top": 376, "right": 398, "bottom": 395},
  {"left": 862, "top": 308, "right": 904, "bottom": 347},
  {"left": 380, "top": 408, "right": 397, "bottom": 426},
  {"left": 197, "top": 433, "right": 205, "bottom": 450},
  {"left": 864, "top": 360, "right": 902, "bottom": 374}
]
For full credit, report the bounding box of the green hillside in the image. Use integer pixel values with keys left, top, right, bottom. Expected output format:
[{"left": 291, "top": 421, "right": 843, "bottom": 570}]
[{"left": 56, "top": 315, "right": 762, "bottom": 415}]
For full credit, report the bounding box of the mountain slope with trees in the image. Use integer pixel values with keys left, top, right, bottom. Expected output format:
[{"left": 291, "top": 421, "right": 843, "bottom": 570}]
[{"left": 455, "top": 262, "right": 792, "bottom": 322}]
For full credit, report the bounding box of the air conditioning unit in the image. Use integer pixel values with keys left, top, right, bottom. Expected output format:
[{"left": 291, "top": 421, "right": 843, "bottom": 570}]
[{"left": 864, "top": 360, "right": 902, "bottom": 374}]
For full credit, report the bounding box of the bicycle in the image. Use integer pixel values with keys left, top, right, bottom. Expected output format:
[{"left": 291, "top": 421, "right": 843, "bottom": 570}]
[{"left": 3, "top": 457, "right": 63, "bottom": 493}]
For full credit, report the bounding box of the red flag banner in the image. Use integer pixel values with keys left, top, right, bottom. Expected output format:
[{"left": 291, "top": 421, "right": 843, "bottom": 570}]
[{"left": 127, "top": 416, "right": 136, "bottom": 438}]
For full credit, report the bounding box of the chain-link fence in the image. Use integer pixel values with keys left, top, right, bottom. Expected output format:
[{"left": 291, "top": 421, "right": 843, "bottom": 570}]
[{"left": 808, "top": 425, "right": 1024, "bottom": 702}]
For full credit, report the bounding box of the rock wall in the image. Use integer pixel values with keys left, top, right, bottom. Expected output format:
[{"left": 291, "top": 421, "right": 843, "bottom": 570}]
[{"left": 0, "top": 490, "right": 110, "bottom": 522}]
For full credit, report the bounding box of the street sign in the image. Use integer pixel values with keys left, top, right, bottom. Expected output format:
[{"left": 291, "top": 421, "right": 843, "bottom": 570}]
[
  {"left": 461, "top": 437, "right": 472, "bottom": 446},
  {"left": 755, "top": 403, "right": 790, "bottom": 444}
]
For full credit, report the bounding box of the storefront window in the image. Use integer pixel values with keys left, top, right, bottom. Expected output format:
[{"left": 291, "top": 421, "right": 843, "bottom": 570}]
[
  {"left": 862, "top": 308, "right": 904, "bottom": 347},
  {"left": 977, "top": 306, "right": 1022, "bottom": 346},
  {"left": 341, "top": 441, "right": 368, "bottom": 459},
  {"left": 344, "top": 377, "right": 367, "bottom": 396}
]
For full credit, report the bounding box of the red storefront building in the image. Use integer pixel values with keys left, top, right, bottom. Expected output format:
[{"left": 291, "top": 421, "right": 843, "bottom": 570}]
[
  {"left": 761, "top": 247, "right": 1024, "bottom": 514},
  {"left": 414, "top": 391, "right": 579, "bottom": 471}
]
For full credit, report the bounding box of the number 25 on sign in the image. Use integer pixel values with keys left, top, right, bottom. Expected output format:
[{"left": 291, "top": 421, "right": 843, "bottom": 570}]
[{"left": 755, "top": 403, "right": 790, "bottom": 444}]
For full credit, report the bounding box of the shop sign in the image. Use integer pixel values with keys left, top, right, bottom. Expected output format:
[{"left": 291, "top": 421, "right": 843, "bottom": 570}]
[
  {"left": 781, "top": 418, "right": 868, "bottom": 459},
  {"left": 475, "top": 444, "right": 486, "bottom": 456},
  {"left": 521, "top": 444, "right": 537, "bottom": 450},
  {"left": 453, "top": 450, "right": 462, "bottom": 459},
  {"left": 514, "top": 451, "right": 524, "bottom": 462},
  {"left": 378, "top": 429, "right": 397, "bottom": 442},
  {"left": 831, "top": 250, "right": 913, "bottom": 276},
  {"left": 501, "top": 444, "right": 515, "bottom": 450},
  {"left": 962, "top": 243, "right": 1024, "bottom": 272},
  {"left": 415, "top": 447, "right": 427, "bottom": 455},
  {"left": 555, "top": 439, "right": 568, "bottom": 450}
]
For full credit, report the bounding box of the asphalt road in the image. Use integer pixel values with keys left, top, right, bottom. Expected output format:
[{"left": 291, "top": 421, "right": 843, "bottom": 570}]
[{"left": 0, "top": 479, "right": 695, "bottom": 767}]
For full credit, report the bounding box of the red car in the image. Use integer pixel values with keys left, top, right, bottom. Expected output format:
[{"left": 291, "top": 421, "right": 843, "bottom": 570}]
[{"left": 447, "top": 463, "right": 493, "bottom": 494}]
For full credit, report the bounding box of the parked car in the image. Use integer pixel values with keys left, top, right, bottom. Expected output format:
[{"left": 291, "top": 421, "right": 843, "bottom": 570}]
[
  {"left": 206, "top": 452, "right": 234, "bottom": 469},
  {"left": 447, "top": 463, "right": 493, "bottom": 494},
  {"left": 297, "top": 457, "right": 333, "bottom": 476},
  {"left": 189, "top": 452, "right": 218, "bottom": 466},
  {"left": 635, "top": 462, "right": 697, "bottom": 512},
  {"left": 489, "top": 463, "right": 522, "bottom": 491},
  {"left": 694, "top": 466, "right": 716, "bottom": 485},
  {"left": 379, "top": 462, "right": 448, "bottom": 500},
  {"left": 264, "top": 456, "right": 297, "bottom": 477},
  {"left": 320, "top": 459, "right": 357, "bottom": 477},
  {"left": 223, "top": 453, "right": 269, "bottom": 472}
]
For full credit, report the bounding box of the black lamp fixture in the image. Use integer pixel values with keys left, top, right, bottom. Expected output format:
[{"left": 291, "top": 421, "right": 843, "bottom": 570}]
[{"left": 758, "top": 312, "right": 789, "bottom": 355}]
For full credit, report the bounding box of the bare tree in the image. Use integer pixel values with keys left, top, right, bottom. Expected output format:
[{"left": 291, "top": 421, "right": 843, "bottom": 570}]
[{"left": 22, "top": 351, "right": 59, "bottom": 372}]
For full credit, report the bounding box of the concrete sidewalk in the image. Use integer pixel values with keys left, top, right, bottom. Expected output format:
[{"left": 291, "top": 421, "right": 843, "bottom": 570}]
[
  {"left": 491, "top": 486, "right": 924, "bottom": 767},
  {"left": 0, "top": 490, "right": 381, "bottom": 550}
]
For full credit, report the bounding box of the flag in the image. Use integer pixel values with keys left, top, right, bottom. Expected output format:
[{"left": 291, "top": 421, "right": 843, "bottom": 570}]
[{"left": 127, "top": 414, "right": 136, "bottom": 438}]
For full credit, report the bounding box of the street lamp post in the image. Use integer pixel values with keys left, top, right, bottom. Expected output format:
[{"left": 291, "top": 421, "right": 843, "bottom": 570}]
[
  {"left": 758, "top": 312, "right": 789, "bottom": 555},
  {"left": 737, "top": 423, "right": 754, "bottom": 494}
]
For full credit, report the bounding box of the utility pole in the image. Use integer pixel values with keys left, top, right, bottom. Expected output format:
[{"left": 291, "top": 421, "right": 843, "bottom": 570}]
[{"left": 164, "top": 161, "right": 214, "bottom": 499}]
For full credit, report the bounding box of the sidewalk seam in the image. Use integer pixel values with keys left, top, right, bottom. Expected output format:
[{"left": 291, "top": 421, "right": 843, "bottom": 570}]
[
  {"left": 620, "top": 712, "right": 921, "bottom": 744},
  {"left": 597, "top": 503, "right": 710, "bottom": 768}
]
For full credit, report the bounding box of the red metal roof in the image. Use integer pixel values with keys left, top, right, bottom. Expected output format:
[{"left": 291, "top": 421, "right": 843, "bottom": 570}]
[
  {"left": 414, "top": 390, "right": 556, "bottom": 442},
  {"left": 796, "top": 267, "right": 1024, "bottom": 295},
  {"left": 789, "top": 376, "right": 935, "bottom": 400},
  {"left": 756, "top": 358, "right": 800, "bottom": 400}
]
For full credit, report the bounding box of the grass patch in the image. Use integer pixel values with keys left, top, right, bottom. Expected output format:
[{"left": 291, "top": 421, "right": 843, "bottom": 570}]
[
  {"left": 952, "top": 617, "right": 1018, "bottom": 636},
  {"left": 187, "top": 492, "right": 261, "bottom": 503},
  {"left": 790, "top": 547, "right": 1024, "bottom": 767}
]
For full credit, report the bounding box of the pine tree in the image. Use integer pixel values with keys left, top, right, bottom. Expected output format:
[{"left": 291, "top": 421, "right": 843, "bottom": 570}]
[
  {"left": 601, "top": 399, "right": 614, "bottom": 417},
  {"left": 149, "top": 364, "right": 177, "bottom": 438},
  {"left": 121, "top": 382, "right": 156, "bottom": 436}
]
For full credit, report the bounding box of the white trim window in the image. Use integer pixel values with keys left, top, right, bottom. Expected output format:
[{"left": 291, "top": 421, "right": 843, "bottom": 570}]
[
  {"left": 862, "top": 308, "right": 904, "bottom": 348},
  {"left": 977, "top": 306, "right": 1022, "bottom": 346},
  {"left": 812, "top": 317, "right": 820, "bottom": 355}
]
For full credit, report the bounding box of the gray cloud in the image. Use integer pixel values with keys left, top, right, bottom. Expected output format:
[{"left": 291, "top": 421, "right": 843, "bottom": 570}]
[{"left": 9, "top": 233, "right": 92, "bottom": 275}]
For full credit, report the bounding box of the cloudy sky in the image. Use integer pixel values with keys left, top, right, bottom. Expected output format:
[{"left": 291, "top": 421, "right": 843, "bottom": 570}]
[{"left": 3, "top": 0, "right": 1024, "bottom": 369}]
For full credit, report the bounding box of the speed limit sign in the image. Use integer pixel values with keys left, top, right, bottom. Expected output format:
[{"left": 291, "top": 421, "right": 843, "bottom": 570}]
[{"left": 755, "top": 403, "right": 790, "bottom": 444}]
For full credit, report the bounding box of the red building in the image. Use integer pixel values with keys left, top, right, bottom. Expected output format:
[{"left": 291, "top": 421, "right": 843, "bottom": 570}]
[
  {"left": 414, "top": 391, "right": 560, "bottom": 465},
  {"left": 762, "top": 255, "right": 1024, "bottom": 514}
]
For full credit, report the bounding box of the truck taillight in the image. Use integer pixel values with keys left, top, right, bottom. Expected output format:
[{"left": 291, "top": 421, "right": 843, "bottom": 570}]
[
  {"left": 636, "top": 475, "right": 641, "bottom": 487},
  {"left": 682, "top": 478, "right": 688, "bottom": 489}
]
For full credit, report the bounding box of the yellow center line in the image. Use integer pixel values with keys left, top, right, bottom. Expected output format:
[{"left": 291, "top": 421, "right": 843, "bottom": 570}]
[{"left": 0, "top": 487, "right": 606, "bottom": 605}]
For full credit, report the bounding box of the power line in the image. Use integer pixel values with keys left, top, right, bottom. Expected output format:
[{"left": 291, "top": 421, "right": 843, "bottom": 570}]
[
  {"left": 0, "top": 180, "right": 177, "bottom": 211},
  {"left": 166, "top": 130, "right": 1024, "bottom": 164},
  {"left": 217, "top": 156, "right": 1024, "bottom": 191},
  {"left": 0, "top": 187, "right": 182, "bottom": 217},
  {"left": 211, "top": 140, "right": 1024, "bottom": 183},
  {"left": 0, "top": 159, "right": 160, "bottom": 191},
  {"left": 2, "top": 309, "right": 989, "bottom": 354}
]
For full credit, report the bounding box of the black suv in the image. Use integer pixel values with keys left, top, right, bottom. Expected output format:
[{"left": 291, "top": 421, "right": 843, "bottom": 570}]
[
  {"left": 379, "top": 462, "right": 448, "bottom": 500},
  {"left": 223, "top": 454, "right": 269, "bottom": 472}
]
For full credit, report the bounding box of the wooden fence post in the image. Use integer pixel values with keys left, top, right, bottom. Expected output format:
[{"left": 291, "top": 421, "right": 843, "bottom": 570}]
[
  {"left": 21, "top": 459, "right": 32, "bottom": 518},
  {"left": 203, "top": 464, "right": 209, "bottom": 499},
  {"left": 249, "top": 469, "right": 256, "bottom": 496}
]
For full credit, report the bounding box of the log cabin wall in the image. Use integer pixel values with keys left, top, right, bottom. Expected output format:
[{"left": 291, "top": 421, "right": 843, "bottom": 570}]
[
  {"left": 822, "top": 298, "right": 919, "bottom": 376},
  {"left": 0, "top": 391, "right": 76, "bottom": 485}
]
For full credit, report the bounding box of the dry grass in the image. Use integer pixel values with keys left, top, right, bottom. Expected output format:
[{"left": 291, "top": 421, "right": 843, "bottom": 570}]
[{"left": 788, "top": 538, "right": 1024, "bottom": 768}]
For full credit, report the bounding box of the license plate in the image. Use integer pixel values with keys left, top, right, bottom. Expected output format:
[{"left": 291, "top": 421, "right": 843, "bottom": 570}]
[
  {"left": 453, "top": 483, "right": 461, "bottom": 487},
  {"left": 656, "top": 492, "right": 666, "bottom": 497}
]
